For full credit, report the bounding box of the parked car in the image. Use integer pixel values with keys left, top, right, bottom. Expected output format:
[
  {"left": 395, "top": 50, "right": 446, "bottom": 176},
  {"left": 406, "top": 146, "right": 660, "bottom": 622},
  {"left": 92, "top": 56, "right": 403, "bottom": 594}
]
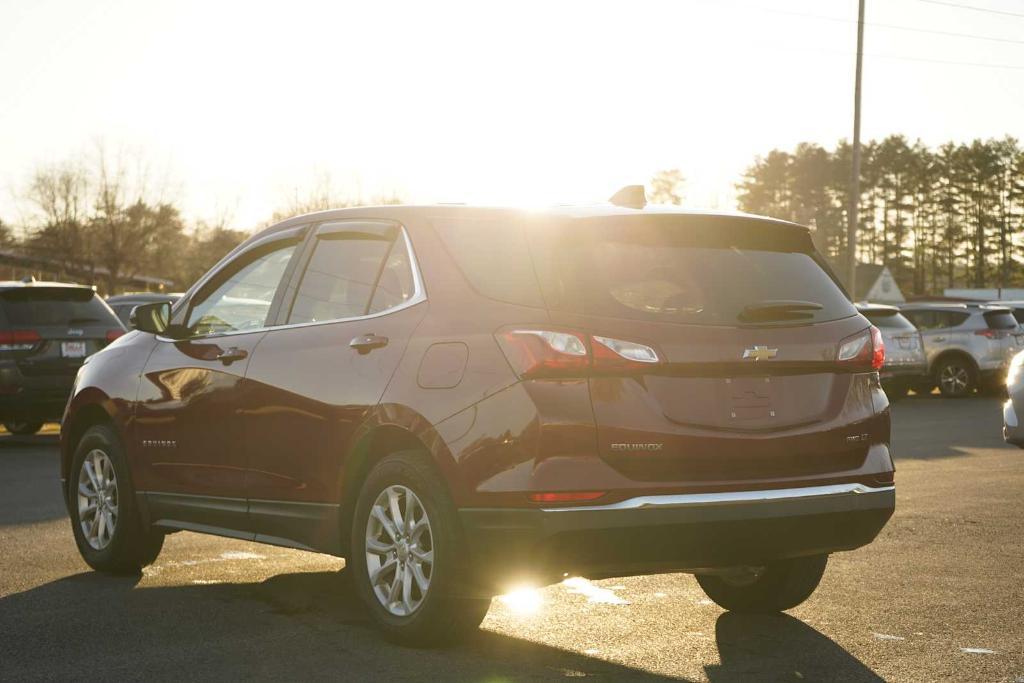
[
  {"left": 105, "top": 292, "right": 180, "bottom": 328},
  {"left": 61, "top": 201, "right": 896, "bottom": 645},
  {"left": 0, "top": 280, "right": 125, "bottom": 435},
  {"left": 1003, "top": 349, "right": 1024, "bottom": 448},
  {"left": 900, "top": 303, "right": 1023, "bottom": 397},
  {"left": 855, "top": 303, "right": 927, "bottom": 398}
]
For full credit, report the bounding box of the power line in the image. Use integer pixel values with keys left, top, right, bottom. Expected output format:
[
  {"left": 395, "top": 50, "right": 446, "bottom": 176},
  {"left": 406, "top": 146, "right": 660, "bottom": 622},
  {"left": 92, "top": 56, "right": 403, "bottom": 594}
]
[
  {"left": 916, "top": 0, "right": 1024, "bottom": 18},
  {"left": 758, "top": 4, "right": 1024, "bottom": 45}
]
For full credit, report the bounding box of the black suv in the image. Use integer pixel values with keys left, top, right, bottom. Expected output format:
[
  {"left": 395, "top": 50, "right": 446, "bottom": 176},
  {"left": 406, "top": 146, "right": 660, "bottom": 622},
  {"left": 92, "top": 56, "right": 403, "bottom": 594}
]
[{"left": 0, "top": 280, "right": 125, "bottom": 434}]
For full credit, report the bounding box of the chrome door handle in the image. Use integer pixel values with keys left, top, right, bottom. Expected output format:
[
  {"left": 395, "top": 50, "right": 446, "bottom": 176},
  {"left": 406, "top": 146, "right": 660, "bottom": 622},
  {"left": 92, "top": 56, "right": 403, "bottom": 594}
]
[
  {"left": 350, "top": 333, "right": 389, "bottom": 354},
  {"left": 933, "top": 337, "right": 946, "bottom": 342},
  {"left": 216, "top": 347, "right": 249, "bottom": 365}
]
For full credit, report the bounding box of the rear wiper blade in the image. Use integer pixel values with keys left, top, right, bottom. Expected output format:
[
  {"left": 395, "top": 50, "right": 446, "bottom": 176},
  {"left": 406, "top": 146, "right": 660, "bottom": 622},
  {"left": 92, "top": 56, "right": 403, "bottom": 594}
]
[{"left": 739, "top": 300, "right": 823, "bottom": 322}]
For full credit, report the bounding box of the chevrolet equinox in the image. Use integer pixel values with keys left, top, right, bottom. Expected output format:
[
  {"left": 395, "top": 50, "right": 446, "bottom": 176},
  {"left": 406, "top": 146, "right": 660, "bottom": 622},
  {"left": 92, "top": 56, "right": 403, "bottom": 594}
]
[{"left": 61, "top": 195, "right": 895, "bottom": 645}]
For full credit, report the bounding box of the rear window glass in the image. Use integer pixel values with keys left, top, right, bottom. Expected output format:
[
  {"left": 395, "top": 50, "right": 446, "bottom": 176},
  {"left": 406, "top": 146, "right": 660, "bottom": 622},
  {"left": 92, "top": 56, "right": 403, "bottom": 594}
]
[
  {"left": 0, "top": 288, "right": 117, "bottom": 327},
  {"left": 984, "top": 310, "right": 1019, "bottom": 330},
  {"left": 862, "top": 310, "right": 915, "bottom": 330},
  {"left": 529, "top": 216, "right": 855, "bottom": 326},
  {"left": 432, "top": 217, "right": 545, "bottom": 308}
]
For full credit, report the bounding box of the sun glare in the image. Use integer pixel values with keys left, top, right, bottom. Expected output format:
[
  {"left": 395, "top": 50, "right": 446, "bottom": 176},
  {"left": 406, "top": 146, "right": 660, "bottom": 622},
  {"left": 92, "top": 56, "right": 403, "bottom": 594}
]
[{"left": 497, "top": 586, "right": 544, "bottom": 615}]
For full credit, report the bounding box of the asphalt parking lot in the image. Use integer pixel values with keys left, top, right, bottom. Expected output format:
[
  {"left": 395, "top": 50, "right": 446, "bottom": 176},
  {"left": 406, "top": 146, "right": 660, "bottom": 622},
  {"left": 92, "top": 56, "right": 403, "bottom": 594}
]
[{"left": 1, "top": 397, "right": 1021, "bottom": 681}]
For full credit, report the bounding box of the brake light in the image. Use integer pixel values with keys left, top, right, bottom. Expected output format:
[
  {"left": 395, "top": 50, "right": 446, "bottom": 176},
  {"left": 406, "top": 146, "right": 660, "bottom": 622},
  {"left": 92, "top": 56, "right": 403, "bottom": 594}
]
[
  {"left": 837, "top": 325, "right": 884, "bottom": 371},
  {"left": 529, "top": 491, "right": 606, "bottom": 504},
  {"left": 0, "top": 329, "right": 41, "bottom": 352},
  {"left": 105, "top": 329, "right": 126, "bottom": 343},
  {"left": 496, "top": 328, "right": 660, "bottom": 378}
]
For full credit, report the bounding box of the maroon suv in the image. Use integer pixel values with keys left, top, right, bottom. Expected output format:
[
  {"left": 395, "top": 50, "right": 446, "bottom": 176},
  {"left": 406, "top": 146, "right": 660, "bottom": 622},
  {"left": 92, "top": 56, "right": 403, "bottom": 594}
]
[{"left": 61, "top": 199, "right": 895, "bottom": 645}]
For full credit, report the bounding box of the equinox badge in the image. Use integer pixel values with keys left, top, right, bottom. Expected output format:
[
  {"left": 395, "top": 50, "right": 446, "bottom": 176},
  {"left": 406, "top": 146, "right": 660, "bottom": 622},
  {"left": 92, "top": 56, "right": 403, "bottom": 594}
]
[{"left": 742, "top": 345, "right": 778, "bottom": 361}]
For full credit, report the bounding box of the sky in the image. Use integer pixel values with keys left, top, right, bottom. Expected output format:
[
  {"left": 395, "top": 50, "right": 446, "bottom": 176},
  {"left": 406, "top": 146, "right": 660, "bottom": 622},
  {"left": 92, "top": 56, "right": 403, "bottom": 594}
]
[{"left": 1, "top": 0, "right": 1023, "bottom": 232}]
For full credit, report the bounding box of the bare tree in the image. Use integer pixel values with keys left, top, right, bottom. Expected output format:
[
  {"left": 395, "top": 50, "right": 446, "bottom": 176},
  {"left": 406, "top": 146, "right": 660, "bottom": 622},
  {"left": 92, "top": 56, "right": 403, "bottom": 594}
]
[
  {"left": 23, "top": 162, "right": 92, "bottom": 277},
  {"left": 648, "top": 169, "right": 685, "bottom": 205},
  {"left": 271, "top": 171, "right": 404, "bottom": 224}
]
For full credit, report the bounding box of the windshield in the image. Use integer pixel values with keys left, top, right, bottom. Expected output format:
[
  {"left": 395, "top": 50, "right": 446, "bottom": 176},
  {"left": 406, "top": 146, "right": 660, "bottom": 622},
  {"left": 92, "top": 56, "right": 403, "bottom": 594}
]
[
  {"left": 529, "top": 216, "right": 856, "bottom": 326},
  {"left": 862, "top": 310, "right": 916, "bottom": 330}
]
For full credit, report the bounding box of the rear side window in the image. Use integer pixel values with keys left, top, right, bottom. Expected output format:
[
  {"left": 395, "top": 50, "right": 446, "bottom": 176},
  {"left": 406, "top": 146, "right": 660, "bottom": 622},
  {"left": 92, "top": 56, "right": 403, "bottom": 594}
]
[
  {"left": 862, "top": 310, "right": 915, "bottom": 330},
  {"left": 529, "top": 216, "right": 855, "bottom": 326},
  {"left": 941, "top": 311, "right": 970, "bottom": 328},
  {"left": 984, "top": 310, "right": 1019, "bottom": 330},
  {"left": 0, "top": 288, "right": 117, "bottom": 327},
  {"left": 286, "top": 223, "right": 417, "bottom": 324},
  {"left": 432, "top": 217, "right": 545, "bottom": 308}
]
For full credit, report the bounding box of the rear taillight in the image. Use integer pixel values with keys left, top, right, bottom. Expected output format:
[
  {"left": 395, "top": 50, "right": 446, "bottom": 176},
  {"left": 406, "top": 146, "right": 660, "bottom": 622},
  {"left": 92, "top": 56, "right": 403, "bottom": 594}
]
[
  {"left": 105, "top": 329, "right": 126, "bottom": 343},
  {"left": 837, "top": 325, "right": 884, "bottom": 371},
  {"left": 0, "top": 329, "right": 41, "bottom": 352},
  {"left": 496, "top": 328, "right": 660, "bottom": 378},
  {"left": 975, "top": 329, "right": 1008, "bottom": 339}
]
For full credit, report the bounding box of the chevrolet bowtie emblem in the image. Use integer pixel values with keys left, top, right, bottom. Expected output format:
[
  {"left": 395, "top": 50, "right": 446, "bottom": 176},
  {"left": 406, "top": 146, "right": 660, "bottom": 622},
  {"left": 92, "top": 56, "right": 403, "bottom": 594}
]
[{"left": 742, "top": 345, "right": 778, "bottom": 361}]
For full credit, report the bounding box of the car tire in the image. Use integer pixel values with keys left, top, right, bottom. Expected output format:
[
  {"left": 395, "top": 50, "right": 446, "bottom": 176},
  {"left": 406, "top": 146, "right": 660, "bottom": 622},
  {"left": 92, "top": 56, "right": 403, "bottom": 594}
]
[
  {"left": 935, "top": 357, "right": 976, "bottom": 398},
  {"left": 4, "top": 420, "right": 44, "bottom": 435},
  {"left": 69, "top": 424, "right": 164, "bottom": 573},
  {"left": 351, "top": 451, "right": 491, "bottom": 647},
  {"left": 695, "top": 554, "right": 828, "bottom": 613}
]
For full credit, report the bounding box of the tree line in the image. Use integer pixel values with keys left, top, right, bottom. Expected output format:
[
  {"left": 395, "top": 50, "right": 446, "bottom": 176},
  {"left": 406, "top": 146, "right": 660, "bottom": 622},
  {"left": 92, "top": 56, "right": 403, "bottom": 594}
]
[
  {"left": 735, "top": 135, "right": 1024, "bottom": 295},
  {"left": 2, "top": 152, "right": 401, "bottom": 295}
]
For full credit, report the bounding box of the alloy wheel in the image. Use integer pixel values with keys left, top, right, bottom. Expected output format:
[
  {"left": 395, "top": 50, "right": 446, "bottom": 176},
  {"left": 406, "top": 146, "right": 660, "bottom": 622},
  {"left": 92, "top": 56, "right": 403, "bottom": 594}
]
[
  {"left": 77, "top": 449, "right": 119, "bottom": 550},
  {"left": 365, "top": 485, "right": 434, "bottom": 617},
  {"left": 940, "top": 364, "right": 970, "bottom": 395}
]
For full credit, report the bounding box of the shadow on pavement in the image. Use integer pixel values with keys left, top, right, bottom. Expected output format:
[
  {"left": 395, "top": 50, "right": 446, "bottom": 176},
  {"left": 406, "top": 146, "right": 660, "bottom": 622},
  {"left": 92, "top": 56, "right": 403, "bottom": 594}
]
[
  {"left": 891, "top": 395, "right": 1010, "bottom": 460},
  {"left": 0, "top": 434, "right": 67, "bottom": 526},
  {"left": 705, "top": 612, "right": 882, "bottom": 682},
  {"left": 0, "top": 569, "right": 676, "bottom": 680}
]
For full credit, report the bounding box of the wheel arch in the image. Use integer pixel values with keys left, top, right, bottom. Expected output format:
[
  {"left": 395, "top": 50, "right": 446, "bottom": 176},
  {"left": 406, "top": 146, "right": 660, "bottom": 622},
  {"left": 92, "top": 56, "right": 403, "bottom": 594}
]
[
  {"left": 338, "top": 421, "right": 455, "bottom": 552},
  {"left": 61, "top": 398, "right": 117, "bottom": 486},
  {"left": 931, "top": 348, "right": 979, "bottom": 377}
]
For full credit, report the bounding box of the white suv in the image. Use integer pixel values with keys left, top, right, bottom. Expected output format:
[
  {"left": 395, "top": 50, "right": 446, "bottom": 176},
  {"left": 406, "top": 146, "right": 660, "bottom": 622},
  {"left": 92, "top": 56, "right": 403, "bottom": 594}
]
[{"left": 900, "top": 303, "right": 1023, "bottom": 397}]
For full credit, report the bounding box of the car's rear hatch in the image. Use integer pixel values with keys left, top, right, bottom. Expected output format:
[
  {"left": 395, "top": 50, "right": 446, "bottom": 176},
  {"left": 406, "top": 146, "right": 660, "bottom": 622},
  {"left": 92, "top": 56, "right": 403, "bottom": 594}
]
[
  {"left": 0, "top": 286, "right": 124, "bottom": 378},
  {"left": 527, "top": 214, "right": 885, "bottom": 489}
]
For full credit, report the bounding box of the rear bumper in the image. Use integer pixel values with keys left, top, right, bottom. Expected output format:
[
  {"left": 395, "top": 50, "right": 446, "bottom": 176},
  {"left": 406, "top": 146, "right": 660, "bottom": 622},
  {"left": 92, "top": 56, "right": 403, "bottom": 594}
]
[
  {"left": 0, "top": 362, "right": 75, "bottom": 421},
  {"left": 880, "top": 363, "right": 928, "bottom": 380},
  {"left": 459, "top": 483, "right": 895, "bottom": 590}
]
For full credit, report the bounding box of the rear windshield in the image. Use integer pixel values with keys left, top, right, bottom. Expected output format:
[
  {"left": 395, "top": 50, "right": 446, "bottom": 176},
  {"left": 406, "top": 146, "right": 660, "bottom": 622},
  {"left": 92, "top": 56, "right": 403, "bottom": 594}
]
[
  {"left": 984, "top": 310, "right": 1019, "bottom": 330},
  {"left": 529, "top": 216, "right": 856, "bottom": 326},
  {"left": 0, "top": 288, "right": 117, "bottom": 327},
  {"left": 862, "top": 310, "right": 915, "bottom": 330}
]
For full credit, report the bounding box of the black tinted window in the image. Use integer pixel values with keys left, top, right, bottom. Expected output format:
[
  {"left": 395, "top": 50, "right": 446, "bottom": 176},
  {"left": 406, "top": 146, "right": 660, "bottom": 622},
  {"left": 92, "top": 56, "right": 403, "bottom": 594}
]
[
  {"left": 287, "top": 228, "right": 394, "bottom": 324},
  {"left": 530, "top": 217, "right": 855, "bottom": 326},
  {"left": 863, "top": 310, "right": 915, "bottom": 330},
  {"left": 432, "top": 217, "right": 544, "bottom": 308},
  {"left": 942, "top": 311, "right": 970, "bottom": 328},
  {"left": 0, "top": 288, "right": 117, "bottom": 327},
  {"left": 367, "top": 238, "right": 416, "bottom": 315},
  {"left": 903, "top": 310, "right": 941, "bottom": 329},
  {"left": 984, "top": 310, "right": 1018, "bottom": 330}
]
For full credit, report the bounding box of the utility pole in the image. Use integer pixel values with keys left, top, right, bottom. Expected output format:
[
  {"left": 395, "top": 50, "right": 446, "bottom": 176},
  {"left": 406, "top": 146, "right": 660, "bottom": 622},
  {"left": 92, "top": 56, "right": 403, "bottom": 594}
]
[{"left": 847, "top": 0, "right": 865, "bottom": 298}]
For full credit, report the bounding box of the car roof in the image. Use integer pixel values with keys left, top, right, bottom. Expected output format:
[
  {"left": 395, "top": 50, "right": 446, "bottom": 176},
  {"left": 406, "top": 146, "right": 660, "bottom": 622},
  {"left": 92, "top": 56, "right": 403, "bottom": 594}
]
[
  {"left": 0, "top": 280, "right": 94, "bottom": 292},
  {"left": 106, "top": 292, "right": 179, "bottom": 303},
  {"left": 901, "top": 302, "right": 1009, "bottom": 313},
  {"left": 253, "top": 204, "right": 809, "bottom": 241}
]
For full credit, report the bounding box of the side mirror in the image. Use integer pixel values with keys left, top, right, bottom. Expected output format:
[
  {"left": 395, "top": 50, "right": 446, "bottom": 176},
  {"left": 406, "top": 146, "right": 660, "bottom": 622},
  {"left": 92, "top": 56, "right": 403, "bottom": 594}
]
[{"left": 129, "top": 302, "right": 172, "bottom": 335}]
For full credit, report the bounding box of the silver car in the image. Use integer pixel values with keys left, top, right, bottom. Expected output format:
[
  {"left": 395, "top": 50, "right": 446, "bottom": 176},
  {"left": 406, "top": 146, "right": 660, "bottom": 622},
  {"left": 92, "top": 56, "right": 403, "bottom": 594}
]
[
  {"left": 900, "top": 303, "right": 1023, "bottom": 397},
  {"left": 856, "top": 303, "right": 927, "bottom": 399}
]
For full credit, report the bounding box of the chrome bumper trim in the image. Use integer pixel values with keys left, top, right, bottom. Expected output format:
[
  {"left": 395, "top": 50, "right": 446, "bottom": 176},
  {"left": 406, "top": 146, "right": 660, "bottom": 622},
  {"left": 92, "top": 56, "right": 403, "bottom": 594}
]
[{"left": 542, "top": 483, "right": 895, "bottom": 513}]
